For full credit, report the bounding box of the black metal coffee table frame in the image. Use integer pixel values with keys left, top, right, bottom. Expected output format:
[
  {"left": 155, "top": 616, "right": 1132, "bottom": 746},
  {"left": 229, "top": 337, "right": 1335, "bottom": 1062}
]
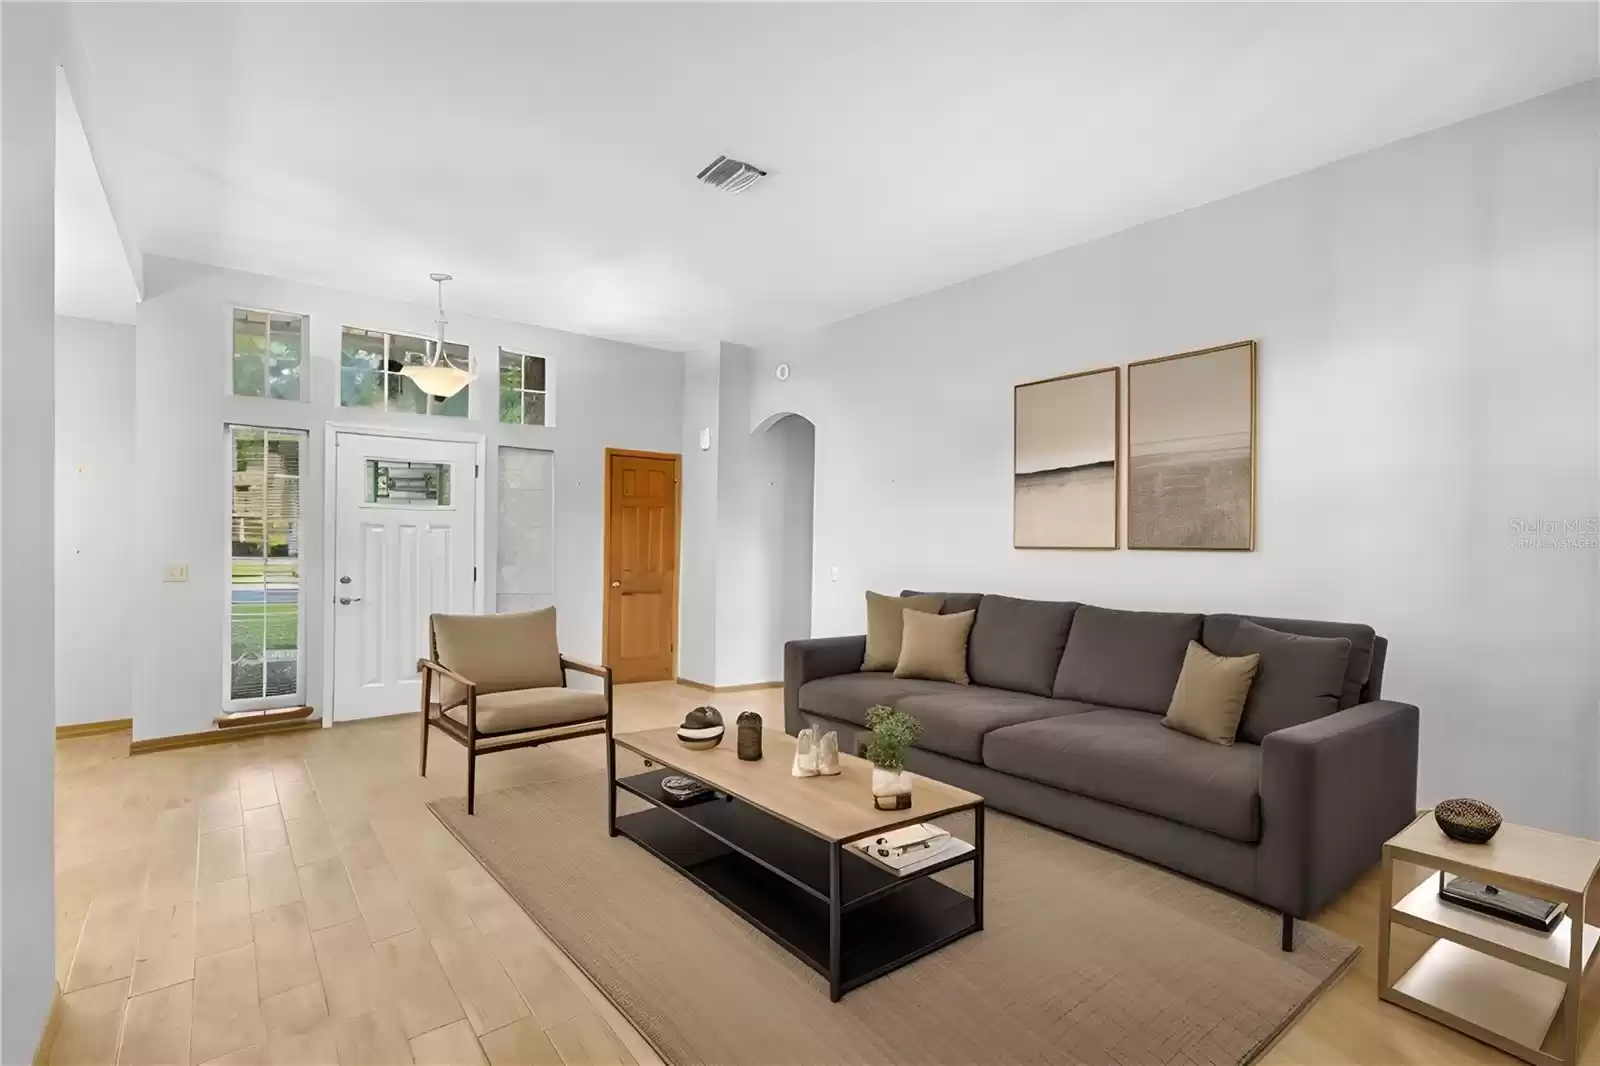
[{"left": 607, "top": 736, "right": 984, "bottom": 1001}]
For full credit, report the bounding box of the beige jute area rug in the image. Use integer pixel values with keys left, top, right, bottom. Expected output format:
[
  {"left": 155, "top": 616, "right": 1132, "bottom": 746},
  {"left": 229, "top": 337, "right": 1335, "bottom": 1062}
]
[{"left": 430, "top": 774, "right": 1357, "bottom": 1066}]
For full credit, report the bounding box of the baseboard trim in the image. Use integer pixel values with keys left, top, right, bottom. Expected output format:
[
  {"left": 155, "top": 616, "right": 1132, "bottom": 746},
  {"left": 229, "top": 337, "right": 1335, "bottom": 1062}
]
[
  {"left": 130, "top": 719, "right": 322, "bottom": 755},
  {"left": 675, "top": 678, "right": 782, "bottom": 693},
  {"left": 55, "top": 718, "right": 132, "bottom": 739},
  {"left": 32, "top": 983, "right": 63, "bottom": 1066}
]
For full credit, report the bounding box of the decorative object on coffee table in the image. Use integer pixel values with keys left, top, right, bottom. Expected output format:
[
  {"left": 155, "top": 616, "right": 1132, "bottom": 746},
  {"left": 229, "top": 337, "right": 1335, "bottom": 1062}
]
[
  {"left": 862, "top": 705, "right": 920, "bottom": 811},
  {"left": 676, "top": 706, "right": 724, "bottom": 750},
  {"left": 791, "top": 726, "right": 818, "bottom": 777},
  {"left": 1435, "top": 797, "right": 1502, "bottom": 844},
  {"left": 659, "top": 774, "right": 715, "bottom": 807},
  {"left": 736, "top": 712, "right": 763, "bottom": 760},
  {"left": 817, "top": 730, "right": 841, "bottom": 775}
]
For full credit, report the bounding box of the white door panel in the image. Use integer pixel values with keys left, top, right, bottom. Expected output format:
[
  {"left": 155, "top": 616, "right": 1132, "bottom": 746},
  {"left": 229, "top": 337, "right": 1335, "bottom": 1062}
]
[{"left": 334, "top": 433, "right": 477, "bottom": 722}]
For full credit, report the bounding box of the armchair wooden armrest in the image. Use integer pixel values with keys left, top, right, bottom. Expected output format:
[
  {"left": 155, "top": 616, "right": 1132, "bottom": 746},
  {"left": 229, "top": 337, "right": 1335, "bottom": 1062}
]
[
  {"left": 417, "top": 658, "right": 476, "bottom": 693},
  {"left": 560, "top": 658, "right": 610, "bottom": 679}
]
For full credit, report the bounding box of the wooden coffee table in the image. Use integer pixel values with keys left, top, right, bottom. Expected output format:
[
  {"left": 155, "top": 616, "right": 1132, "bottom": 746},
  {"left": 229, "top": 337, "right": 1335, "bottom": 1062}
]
[
  {"left": 608, "top": 726, "right": 984, "bottom": 1001},
  {"left": 1379, "top": 812, "right": 1600, "bottom": 1065}
]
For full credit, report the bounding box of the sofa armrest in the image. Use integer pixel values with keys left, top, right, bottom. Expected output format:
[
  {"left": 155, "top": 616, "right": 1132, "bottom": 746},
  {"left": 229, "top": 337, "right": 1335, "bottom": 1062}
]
[
  {"left": 783, "top": 636, "right": 866, "bottom": 735},
  {"left": 1257, "top": 699, "right": 1419, "bottom": 917}
]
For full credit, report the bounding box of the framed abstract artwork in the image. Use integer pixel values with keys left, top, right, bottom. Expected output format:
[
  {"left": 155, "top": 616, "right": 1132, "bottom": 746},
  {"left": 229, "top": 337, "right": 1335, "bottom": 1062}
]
[
  {"left": 1013, "top": 366, "right": 1119, "bottom": 549},
  {"left": 1126, "top": 340, "right": 1257, "bottom": 551}
]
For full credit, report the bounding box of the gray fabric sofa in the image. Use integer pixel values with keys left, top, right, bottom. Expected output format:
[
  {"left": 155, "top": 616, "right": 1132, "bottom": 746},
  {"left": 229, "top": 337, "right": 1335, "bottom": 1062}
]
[{"left": 784, "top": 591, "right": 1419, "bottom": 949}]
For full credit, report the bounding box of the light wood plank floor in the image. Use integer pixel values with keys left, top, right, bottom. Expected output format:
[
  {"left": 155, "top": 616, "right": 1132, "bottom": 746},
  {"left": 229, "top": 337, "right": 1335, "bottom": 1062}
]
[{"left": 54, "top": 682, "right": 1600, "bottom": 1065}]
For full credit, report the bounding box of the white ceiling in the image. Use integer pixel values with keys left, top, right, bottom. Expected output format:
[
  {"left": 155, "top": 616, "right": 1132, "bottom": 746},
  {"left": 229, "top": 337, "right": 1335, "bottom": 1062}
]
[
  {"left": 73, "top": 3, "right": 1596, "bottom": 351},
  {"left": 56, "top": 68, "right": 139, "bottom": 325}
]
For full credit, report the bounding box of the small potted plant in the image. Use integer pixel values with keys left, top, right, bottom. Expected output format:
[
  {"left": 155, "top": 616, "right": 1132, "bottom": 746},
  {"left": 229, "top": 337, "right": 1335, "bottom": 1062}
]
[{"left": 861, "top": 705, "right": 920, "bottom": 810}]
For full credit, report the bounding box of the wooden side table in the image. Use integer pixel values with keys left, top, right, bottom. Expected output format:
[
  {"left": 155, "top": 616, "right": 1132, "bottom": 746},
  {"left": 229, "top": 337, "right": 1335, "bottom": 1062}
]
[{"left": 1379, "top": 812, "right": 1600, "bottom": 1066}]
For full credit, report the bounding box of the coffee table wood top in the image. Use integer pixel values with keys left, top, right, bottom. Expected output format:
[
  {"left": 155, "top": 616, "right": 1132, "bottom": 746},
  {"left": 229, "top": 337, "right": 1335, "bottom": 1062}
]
[
  {"left": 614, "top": 727, "right": 982, "bottom": 843},
  {"left": 1386, "top": 812, "right": 1600, "bottom": 901}
]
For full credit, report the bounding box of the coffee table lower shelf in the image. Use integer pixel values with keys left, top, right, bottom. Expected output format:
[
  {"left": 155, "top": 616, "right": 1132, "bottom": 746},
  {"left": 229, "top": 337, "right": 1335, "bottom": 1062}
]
[{"left": 613, "top": 793, "right": 979, "bottom": 1000}]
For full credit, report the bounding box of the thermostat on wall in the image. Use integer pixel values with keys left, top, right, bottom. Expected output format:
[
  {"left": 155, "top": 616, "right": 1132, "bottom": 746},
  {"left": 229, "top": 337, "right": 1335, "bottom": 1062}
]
[{"left": 775, "top": 362, "right": 790, "bottom": 381}]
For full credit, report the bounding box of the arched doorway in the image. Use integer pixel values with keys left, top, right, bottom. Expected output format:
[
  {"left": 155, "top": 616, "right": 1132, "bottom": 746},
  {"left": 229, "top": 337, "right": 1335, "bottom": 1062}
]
[{"left": 753, "top": 413, "right": 816, "bottom": 680}]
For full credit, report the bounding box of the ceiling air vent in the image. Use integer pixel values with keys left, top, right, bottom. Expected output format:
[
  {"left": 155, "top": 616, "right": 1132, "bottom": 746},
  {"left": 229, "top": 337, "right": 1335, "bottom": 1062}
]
[{"left": 696, "top": 155, "right": 767, "bottom": 194}]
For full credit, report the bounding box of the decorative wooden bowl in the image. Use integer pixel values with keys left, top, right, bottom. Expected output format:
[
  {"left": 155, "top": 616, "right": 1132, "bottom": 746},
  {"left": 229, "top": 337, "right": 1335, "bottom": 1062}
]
[{"left": 1435, "top": 798, "right": 1501, "bottom": 844}]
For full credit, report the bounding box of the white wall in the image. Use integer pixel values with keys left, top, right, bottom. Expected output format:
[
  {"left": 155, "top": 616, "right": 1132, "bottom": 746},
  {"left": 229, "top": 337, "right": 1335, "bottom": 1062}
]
[
  {"left": 55, "top": 315, "right": 134, "bottom": 726},
  {"left": 1, "top": 4, "right": 68, "bottom": 1058},
  {"left": 677, "top": 347, "right": 720, "bottom": 683},
  {"left": 748, "top": 82, "right": 1600, "bottom": 837},
  {"left": 677, "top": 346, "right": 818, "bottom": 688},
  {"left": 132, "top": 256, "right": 682, "bottom": 741}
]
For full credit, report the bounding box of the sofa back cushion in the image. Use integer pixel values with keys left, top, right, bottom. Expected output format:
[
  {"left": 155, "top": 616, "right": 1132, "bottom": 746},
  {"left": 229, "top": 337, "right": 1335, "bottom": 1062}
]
[
  {"left": 1203, "top": 617, "right": 1351, "bottom": 742},
  {"left": 1052, "top": 605, "right": 1203, "bottom": 713},
  {"left": 1206, "top": 613, "right": 1375, "bottom": 708},
  {"left": 967, "top": 595, "right": 1079, "bottom": 696},
  {"left": 901, "top": 590, "right": 984, "bottom": 616}
]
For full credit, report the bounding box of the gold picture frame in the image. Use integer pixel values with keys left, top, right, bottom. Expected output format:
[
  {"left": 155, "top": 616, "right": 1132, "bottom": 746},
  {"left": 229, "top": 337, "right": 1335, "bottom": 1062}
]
[
  {"left": 1013, "top": 365, "right": 1120, "bottom": 550},
  {"left": 1126, "top": 341, "right": 1257, "bottom": 551}
]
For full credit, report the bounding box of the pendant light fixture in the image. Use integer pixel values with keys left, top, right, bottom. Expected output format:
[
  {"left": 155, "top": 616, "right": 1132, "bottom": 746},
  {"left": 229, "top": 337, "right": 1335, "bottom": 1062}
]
[{"left": 400, "top": 272, "right": 474, "bottom": 400}]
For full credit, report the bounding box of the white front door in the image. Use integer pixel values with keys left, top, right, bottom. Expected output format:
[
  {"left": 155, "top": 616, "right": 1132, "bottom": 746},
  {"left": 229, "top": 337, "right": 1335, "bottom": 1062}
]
[{"left": 333, "top": 432, "right": 478, "bottom": 721}]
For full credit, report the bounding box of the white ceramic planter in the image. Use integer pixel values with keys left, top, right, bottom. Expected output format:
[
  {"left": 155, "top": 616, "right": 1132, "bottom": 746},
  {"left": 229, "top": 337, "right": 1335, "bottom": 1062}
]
[{"left": 871, "top": 766, "right": 914, "bottom": 811}]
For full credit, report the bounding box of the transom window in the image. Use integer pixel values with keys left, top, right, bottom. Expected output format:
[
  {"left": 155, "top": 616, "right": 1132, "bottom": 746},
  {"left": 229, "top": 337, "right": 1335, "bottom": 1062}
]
[
  {"left": 232, "top": 309, "right": 304, "bottom": 400},
  {"left": 340, "top": 326, "right": 469, "bottom": 417},
  {"left": 499, "top": 349, "right": 548, "bottom": 426},
  {"left": 365, "top": 458, "right": 452, "bottom": 507},
  {"left": 228, "top": 426, "right": 305, "bottom": 707}
]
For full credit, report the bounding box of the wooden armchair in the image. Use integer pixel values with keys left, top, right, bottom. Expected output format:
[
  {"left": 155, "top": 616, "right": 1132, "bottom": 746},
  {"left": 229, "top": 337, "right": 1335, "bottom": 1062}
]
[{"left": 418, "top": 607, "right": 613, "bottom": 815}]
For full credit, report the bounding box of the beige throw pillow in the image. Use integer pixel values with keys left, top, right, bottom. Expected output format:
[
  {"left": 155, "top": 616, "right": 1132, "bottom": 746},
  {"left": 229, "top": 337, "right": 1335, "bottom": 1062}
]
[
  {"left": 894, "top": 609, "right": 976, "bottom": 685},
  {"left": 862, "top": 591, "right": 944, "bottom": 671},
  {"left": 1162, "top": 641, "right": 1260, "bottom": 745}
]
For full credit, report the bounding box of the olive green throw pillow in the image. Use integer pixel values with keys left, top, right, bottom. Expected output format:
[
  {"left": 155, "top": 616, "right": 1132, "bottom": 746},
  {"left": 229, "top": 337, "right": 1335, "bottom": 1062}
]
[
  {"left": 894, "top": 609, "right": 976, "bottom": 685},
  {"left": 862, "top": 591, "right": 944, "bottom": 671},
  {"left": 1162, "top": 641, "right": 1261, "bottom": 746}
]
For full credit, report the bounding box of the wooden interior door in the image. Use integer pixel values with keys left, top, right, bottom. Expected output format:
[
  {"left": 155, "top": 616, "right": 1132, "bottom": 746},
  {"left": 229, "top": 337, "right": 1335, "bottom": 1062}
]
[{"left": 604, "top": 450, "right": 680, "bottom": 683}]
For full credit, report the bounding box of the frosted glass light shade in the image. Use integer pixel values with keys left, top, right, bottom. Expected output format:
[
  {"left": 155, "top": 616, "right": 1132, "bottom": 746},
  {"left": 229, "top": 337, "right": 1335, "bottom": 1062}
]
[{"left": 400, "top": 363, "right": 473, "bottom": 399}]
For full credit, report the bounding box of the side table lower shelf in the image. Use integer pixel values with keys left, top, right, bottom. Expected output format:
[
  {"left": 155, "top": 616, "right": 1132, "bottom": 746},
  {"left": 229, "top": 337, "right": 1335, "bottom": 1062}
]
[
  {"left": 1388, "top": 940, "right": 1574, "bottom": 1054},
  {"left": 1379, "top": 855, "right": 1598, "bottom": 1066}
]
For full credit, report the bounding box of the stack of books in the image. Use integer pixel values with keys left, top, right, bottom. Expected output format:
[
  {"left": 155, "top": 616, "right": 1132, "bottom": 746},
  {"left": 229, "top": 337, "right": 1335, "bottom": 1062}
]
[{"left": 852, "top": 823, "right": 973, "bottom": 876}]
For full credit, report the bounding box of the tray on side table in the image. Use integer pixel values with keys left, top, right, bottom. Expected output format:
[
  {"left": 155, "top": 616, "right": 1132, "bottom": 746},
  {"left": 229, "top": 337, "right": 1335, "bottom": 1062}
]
[{"left": 1379, "top": 813, "right": 1600, "bottom": 1066}]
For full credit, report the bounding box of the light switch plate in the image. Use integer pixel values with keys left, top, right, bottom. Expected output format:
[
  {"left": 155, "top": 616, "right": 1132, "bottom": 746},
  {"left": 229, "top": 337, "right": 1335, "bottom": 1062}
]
[
  {"left": 163, "top": 564, "right": 188, "bottom": 583},
  {"left": 830, "top": 566, "right": 839, "bottom": 582}
]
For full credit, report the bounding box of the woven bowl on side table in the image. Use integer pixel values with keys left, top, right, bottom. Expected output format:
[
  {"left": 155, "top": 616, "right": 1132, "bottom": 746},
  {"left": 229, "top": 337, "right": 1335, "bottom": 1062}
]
[{"left": 1434, "top": 797, "right": 1502, "bottom": 844}]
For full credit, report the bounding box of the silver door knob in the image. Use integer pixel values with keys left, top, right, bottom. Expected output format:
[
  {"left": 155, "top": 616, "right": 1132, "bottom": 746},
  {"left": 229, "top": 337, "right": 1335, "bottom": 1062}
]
[{"left": 339, "top": 596, "right": 362, "bottom": 605}]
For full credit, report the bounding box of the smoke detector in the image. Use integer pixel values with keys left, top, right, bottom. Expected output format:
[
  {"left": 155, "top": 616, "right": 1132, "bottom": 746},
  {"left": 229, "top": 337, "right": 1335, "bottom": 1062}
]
[{"left": 696, "top": 155, "right": 767, "bottom": 194}]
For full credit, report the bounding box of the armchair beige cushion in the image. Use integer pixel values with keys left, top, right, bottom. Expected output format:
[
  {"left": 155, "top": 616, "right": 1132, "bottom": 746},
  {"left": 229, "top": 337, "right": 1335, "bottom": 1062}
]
[
  {"left": 432, "top": 608, "right": 563, "bottom": 708},
  {"left": 443, "top": 688, "right": 607, "bottom": 735}
]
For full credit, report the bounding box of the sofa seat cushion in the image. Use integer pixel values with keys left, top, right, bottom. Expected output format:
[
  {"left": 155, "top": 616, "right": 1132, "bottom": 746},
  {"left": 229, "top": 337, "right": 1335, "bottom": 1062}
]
[
  {"left": 967, "top": 595, "right": 1079, "bottom": 696},
  {"left": 443, "top": 687, "right": 606, "bottom": 735},
  {"left": 797, "top": 674, "right": 971, "bottom": 727},
  {"left": 895, "top": 690, "right": 1090, "bottom": 763},
  {"left": 982, "top": 709, "right": 1262, "bottom": 842},
  {"left": 1052, "top": 605, "right": 1203, "bottom": 713}
]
